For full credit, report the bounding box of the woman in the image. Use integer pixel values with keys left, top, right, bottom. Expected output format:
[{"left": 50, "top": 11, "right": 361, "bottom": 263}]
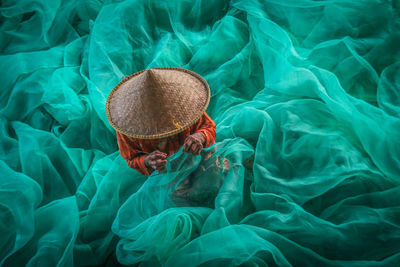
[{"left": 106, "top": 67, "right": 216, "bottom": 176}]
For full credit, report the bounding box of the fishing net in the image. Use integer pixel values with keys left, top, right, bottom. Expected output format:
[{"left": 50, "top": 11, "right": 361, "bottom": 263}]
[{"left": 1, "top": 0, "right": 400, "bottom": 266}]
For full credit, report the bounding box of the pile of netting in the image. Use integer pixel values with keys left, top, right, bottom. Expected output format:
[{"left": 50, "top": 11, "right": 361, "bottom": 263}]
[{"left": 1, "top": 0, "right": 400, "bottom": 266}]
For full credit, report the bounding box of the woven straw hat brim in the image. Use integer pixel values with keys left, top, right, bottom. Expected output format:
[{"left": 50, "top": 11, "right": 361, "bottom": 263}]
[{"left": 106, "top": 67, "right": 210, "bottom": 139}]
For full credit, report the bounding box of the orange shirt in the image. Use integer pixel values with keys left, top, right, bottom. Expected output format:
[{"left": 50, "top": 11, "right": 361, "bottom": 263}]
[{"left": 117, "top": 112, "right": 216, "bottom": 176}]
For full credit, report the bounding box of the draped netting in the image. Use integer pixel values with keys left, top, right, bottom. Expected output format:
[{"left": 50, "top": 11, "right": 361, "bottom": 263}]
[{"left": 1, "top": 0, "right": 400, "bottom": 266}]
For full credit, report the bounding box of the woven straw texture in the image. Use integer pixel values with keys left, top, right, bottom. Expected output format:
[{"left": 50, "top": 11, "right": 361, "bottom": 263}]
[{"left": 106, "top": 67, "right": 210, "bottom": 139}]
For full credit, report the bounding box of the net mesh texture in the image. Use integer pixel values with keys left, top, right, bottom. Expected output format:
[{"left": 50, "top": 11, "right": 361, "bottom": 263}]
[{"left": 1, "top": 0, "right": 400, "bottom": 266}]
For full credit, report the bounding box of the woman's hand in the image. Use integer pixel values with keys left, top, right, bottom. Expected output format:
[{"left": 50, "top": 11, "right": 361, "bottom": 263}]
[
  {"left": 183, "top": 132, "right": 205, "bottom": 155},
  {"left": 144, "top": 150, "right": 167, "bottom": 172}
]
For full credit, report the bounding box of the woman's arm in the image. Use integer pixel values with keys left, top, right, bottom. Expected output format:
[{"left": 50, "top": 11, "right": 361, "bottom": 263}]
[
  {"left": 116, "top": 132, "right": 151, "bottom": 176},
  {"left": 184, "top": 112, "right": 217, "bottom": 155},
  {"left": 194, "top": 112, "right": 216, "bottom": 147}
]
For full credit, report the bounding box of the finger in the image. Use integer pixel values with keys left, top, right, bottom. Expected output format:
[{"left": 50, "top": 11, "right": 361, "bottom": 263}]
[
  {"left": 155, "top": 159, "right": 167, "bottom": 168},
  {"left": 151, "top": 151, "right": 167, "bottom": 158},
  {"left": 189, "top": 143, "right": 198, "bottom": 155},
  {"left": 195, "top": 146, "right": 202, "bottom": 155},
  {"left": 183, "top": 140, "right": 189, "bottom": 152},
  {"left": 155, "top": 159, "right": 167, "bottom": 165},
  {"left": 188, "top": 142, "right": 197, "bottom": 155},
  {"left": 148, "top": 154, "right": 158, "bottom": 161},
  {"left": 153, "top": 154, "right": 167, "bottom": 160},
  {"left": 154, "top": 150, "right": 167, "bottom": 156},
  {"left": 151, "top": 151, "right": 162, "bottom": 157},
  {"left": 157, "top": 152, "right": 167, "bottom": 158},
  {"left": 194, "top": 145, "right": 203, "bottom": 155},
  {"left": 184, "top": 138, "right": 193, "bottom": 152},
  {"left": 188, "top": 138, "right": 198, "bottom": 152},
  {"left": 192, "top": 143, "right": 202, "bottom": 155},
  {"left": 148, "top": 160, "right": 157, "bottom": 169},
  {"left": 151, "top": 150, "right": 164, "bottom": 155}
]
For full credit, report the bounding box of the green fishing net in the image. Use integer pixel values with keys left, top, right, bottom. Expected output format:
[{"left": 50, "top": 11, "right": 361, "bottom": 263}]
[{"left": 1, "top": 0, "right": 400, "bottom": 266}]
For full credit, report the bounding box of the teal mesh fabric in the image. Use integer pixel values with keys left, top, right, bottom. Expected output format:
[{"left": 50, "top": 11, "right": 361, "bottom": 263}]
[{"left": 1, "top": 0, "right": 400, "bottom": 266}]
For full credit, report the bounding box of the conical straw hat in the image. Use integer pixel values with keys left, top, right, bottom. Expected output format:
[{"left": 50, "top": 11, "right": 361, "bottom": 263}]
[{"left": 106, "top": 67, "right": 211, "bottom": 139}]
